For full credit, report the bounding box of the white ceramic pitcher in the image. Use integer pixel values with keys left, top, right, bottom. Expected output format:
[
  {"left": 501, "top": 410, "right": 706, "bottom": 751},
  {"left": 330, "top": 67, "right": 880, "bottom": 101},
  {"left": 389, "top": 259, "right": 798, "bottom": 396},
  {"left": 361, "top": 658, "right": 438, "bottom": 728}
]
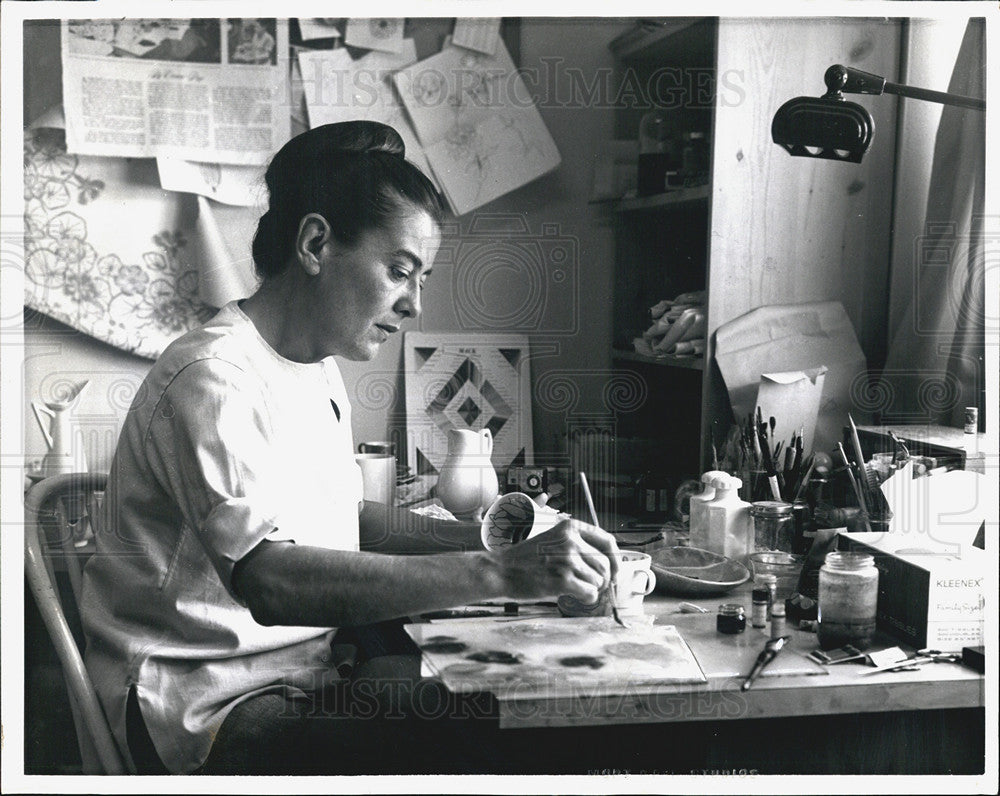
[
  {"left": 436, "top": 428, "right": 499, "bottom": 521},
  {"left": 31, "top": 380, "right": 90, "bottom": 476}
]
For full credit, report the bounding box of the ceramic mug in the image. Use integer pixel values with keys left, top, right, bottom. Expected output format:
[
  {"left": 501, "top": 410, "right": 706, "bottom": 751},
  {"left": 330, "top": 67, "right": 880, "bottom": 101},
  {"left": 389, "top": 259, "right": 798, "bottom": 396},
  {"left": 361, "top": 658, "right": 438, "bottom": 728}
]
[
  {"left": 355, "top": 453, "right": 396, "bottom": 505},
  {"left": 557, "top": 551, "right": 656, "bottom": 617},
  {"left": 613, "top": 551, "right": 656, "bottom": 614}
]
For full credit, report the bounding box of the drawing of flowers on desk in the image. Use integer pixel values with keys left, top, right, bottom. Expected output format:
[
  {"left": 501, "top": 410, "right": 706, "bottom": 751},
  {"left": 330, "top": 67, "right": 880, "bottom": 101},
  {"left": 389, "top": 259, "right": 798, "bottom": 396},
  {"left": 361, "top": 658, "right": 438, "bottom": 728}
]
[{"left": 393, "top": 40, "right": 560, "bottom": 215}]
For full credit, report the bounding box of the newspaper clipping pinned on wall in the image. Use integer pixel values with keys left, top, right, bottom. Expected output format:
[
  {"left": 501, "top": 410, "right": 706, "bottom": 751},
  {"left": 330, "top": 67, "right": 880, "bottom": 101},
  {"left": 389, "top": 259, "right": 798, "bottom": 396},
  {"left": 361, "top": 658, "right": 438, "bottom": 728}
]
[{"left": 61, "top": 18, "right": 290, "bottom": 165}]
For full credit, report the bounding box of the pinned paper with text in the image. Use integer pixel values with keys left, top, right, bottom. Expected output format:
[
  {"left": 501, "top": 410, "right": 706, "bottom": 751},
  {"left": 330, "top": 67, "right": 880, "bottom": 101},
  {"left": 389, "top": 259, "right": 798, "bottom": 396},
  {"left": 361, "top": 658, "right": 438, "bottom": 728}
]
[{"left": 61, "top": 19, "right": 290, "bottom": 165}]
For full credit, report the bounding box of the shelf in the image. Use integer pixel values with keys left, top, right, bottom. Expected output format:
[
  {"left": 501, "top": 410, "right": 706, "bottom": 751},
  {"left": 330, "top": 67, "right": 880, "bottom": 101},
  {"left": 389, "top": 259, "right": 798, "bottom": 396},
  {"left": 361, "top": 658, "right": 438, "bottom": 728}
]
[
  {"left": 616, "top": 185, "right": 709, "bottom": 214},
  {"left": 612, "top": 348, "right": 704, "bottom": 371}
]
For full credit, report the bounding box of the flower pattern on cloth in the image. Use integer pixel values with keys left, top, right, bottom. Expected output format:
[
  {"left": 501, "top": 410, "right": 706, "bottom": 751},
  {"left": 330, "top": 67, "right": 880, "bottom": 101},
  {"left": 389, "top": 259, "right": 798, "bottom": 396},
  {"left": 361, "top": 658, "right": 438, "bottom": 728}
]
[{"left": 24, "top": 128, "right": 216, "bottom": 359}]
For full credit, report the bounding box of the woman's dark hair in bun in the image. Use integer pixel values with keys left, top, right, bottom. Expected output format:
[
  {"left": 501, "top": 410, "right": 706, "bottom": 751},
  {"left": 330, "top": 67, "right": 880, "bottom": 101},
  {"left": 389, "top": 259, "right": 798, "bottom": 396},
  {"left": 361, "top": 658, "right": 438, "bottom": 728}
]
[{"left": 251, "top": 121, "right": 446, "bottom": 279}]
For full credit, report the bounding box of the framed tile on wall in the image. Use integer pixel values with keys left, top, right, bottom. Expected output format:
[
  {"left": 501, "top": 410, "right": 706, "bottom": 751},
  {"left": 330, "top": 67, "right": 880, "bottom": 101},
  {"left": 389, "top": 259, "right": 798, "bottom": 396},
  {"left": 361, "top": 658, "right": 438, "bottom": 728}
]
[{"left": 403, "top": 332, "right": 533, "bottom": 476}]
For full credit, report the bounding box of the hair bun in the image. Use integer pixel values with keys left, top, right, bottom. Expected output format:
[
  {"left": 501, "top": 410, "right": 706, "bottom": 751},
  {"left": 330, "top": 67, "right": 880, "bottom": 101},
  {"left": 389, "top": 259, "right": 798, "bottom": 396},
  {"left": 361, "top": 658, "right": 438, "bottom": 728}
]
[{"left": 273, "top": 121, "right": 405, "bottom": 169}]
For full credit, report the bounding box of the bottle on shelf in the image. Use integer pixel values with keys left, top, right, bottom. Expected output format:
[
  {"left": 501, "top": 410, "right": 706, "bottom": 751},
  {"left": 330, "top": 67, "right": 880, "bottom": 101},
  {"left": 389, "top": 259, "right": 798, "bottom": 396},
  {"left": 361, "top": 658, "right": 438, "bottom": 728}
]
[
  {"left": 636, "top": 468, "right": 673, "bottom": 521},
  {"left": 637, "top": 110, "right": 677, "bottom": 197}
]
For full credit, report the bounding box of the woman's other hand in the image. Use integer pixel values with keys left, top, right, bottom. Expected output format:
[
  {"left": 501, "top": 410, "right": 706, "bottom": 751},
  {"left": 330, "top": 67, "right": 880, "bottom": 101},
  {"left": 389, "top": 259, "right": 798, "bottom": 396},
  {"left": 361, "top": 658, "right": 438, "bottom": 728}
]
[{"left": 490, "top": 519, "right": 621, "bottom": 603}]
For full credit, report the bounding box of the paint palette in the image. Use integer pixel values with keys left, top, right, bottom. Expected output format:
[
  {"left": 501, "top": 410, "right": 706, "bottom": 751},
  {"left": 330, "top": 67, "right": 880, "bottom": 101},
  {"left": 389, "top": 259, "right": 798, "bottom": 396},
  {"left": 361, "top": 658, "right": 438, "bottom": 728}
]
[{"left": 406, "top": 617, "right": 706, "bottom": 697}]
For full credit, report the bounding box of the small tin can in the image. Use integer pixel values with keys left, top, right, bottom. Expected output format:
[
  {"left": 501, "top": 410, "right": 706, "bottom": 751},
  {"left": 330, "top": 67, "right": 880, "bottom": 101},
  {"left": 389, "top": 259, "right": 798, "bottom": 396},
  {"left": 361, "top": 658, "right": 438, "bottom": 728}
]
[
  {"left": 717, "top": 603, "right": 747, "bottom": 634},
  {"left": 964, "top": 407, "right": 978, "bottom": 434}
]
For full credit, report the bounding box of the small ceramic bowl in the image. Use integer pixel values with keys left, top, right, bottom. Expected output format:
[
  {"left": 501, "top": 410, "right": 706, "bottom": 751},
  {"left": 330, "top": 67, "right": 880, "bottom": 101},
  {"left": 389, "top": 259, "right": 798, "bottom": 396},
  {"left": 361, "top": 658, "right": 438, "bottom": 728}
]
[{"left": 649, "top": 546, "right": 751, "bottom": 596}]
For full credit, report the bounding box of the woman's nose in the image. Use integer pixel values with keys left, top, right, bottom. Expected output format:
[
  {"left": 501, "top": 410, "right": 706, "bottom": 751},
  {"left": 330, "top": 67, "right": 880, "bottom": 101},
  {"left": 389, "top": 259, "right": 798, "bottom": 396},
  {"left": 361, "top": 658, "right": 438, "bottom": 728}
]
[{"left": 396, "top": 281, "right": 421, "bottom": 319}]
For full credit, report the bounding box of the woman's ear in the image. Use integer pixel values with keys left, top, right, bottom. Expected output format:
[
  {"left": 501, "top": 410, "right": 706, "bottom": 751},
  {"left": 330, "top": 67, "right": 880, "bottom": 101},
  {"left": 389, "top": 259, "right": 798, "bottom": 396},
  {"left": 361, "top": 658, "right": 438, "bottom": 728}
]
[{"left": 295, "top": 213, "right": 332, "bottom": 276}]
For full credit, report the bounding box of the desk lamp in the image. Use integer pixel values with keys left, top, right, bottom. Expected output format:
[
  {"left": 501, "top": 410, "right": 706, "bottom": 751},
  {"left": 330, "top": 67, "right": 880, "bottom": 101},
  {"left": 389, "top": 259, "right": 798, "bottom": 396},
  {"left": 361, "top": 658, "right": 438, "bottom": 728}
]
[{"left": 772, "top": 64, "right": 986, "bottom": 163}]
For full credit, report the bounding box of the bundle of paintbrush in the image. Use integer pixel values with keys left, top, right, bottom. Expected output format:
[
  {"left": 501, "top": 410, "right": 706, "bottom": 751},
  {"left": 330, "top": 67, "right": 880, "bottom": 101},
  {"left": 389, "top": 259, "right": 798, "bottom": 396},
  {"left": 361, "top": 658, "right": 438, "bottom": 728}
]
[{"left": 728, "top": 410, "right": 815, "bottom": 503}]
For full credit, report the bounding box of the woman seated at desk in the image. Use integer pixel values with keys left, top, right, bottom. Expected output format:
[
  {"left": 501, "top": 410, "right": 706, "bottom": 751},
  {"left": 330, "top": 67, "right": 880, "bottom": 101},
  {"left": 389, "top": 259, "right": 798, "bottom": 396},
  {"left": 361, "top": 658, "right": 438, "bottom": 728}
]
[{"left": 80, "top": 121, "right": 621, "bottom": 775}]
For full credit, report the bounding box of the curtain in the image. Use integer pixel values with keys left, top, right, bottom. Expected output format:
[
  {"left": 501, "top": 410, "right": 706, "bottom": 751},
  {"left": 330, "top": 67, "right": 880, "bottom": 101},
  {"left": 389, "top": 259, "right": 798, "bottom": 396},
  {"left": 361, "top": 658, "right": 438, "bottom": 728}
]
[{"left": 882, "top": 20, "right": 986, "bottom": 430}]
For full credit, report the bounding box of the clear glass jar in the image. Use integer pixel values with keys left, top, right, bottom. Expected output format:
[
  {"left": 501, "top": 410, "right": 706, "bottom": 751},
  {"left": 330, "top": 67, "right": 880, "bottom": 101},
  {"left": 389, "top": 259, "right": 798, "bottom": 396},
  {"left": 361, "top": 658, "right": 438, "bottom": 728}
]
[
  {"left": 818, "top": 551, "right": 879, "bottom": 650},
  {"left": 750, "top": 501, "right": 794, "bottom": 552}
]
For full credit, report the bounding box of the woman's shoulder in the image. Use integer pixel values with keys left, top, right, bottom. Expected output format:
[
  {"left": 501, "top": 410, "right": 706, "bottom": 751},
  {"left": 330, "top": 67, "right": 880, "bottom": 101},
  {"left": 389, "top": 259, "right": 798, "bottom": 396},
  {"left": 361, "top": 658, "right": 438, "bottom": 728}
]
[{"left": 149, "top": 302, "right": 270, "bottom": 392}]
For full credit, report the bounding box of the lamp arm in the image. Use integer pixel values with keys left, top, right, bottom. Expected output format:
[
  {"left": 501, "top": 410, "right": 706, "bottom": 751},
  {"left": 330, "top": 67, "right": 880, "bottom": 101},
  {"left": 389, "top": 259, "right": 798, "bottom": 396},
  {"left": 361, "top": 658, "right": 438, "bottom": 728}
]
[
  {"left": 882, "top": 80, "right": 986, "bottom": 111},
  {"left": 824, "top": 64, "right": 985, "bottom": 111}
]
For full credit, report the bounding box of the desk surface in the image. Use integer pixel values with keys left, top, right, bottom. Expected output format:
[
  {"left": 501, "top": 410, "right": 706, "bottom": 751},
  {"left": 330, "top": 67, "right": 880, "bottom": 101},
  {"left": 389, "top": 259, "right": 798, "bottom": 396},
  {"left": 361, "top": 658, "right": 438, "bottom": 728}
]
[{"left": 494, "top": 584, "right": 985, "bottom": 730}]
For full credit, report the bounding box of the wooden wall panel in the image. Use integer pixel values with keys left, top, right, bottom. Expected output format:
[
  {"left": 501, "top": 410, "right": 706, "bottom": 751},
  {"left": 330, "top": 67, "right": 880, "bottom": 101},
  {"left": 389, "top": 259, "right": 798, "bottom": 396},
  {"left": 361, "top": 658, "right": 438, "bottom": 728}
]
[
  {"left": 707, "top": 17, "right": 899, "bottom": 358},
  {"left": 701, "top": 18, "right": 901, "bottom": 457}
]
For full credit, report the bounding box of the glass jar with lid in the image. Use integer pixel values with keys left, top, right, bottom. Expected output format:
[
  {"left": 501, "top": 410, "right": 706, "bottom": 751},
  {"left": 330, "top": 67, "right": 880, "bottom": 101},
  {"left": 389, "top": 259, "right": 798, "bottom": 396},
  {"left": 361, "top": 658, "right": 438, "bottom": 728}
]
[
  {"left": 817, "top": 551, "right": 879, "bottom": 650},
  {"left": 750, "top": 500, "right": 794, "bottom": 552}
]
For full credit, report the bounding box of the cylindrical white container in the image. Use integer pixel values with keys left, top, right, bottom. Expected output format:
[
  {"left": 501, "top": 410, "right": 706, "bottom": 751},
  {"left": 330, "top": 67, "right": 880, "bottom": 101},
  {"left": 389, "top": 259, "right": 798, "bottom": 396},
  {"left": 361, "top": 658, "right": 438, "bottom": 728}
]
[{"left": 818, "top": 551, "right": 879, "bottom": 650}]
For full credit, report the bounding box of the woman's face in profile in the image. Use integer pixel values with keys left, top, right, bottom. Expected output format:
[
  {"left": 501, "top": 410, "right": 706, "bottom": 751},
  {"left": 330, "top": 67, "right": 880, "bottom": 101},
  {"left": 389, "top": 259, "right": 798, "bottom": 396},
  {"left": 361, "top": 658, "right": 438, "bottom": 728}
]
[{"left": 312, "top": 206, "right": 441, "bottom": 361}]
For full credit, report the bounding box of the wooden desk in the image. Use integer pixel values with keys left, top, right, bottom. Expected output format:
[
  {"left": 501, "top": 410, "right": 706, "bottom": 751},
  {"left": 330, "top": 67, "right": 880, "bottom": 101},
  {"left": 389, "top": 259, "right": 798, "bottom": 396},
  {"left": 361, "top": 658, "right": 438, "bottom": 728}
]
[
  {"left": 496, "top": 585, "right": 985, "bottom": 731},
  {"left": 435, "top": 583, "right": 985, "bottom": 775}
]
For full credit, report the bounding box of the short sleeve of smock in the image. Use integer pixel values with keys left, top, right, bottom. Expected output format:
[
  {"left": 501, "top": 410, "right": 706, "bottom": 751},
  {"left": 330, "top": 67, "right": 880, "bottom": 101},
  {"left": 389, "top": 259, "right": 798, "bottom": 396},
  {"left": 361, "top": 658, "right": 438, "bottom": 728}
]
[{"left": 145, "top": 359, "right": 293, "bottom": 596}]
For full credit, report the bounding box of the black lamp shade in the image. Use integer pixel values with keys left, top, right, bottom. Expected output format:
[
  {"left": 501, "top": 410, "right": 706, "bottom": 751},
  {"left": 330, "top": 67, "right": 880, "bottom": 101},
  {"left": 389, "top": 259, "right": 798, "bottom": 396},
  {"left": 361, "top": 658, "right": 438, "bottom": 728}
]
[{"left": 771, "top": 96, "right": 875, "bottom": 163}]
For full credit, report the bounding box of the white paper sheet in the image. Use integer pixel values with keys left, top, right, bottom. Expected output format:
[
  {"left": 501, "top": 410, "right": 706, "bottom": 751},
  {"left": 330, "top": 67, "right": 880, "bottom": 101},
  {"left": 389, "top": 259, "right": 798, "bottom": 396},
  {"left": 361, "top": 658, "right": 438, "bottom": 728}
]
[
  {"left": 407, "top": 617, "right": 705, "bottom": 697},
  {"left": 879, "top": 466, "right": 994, "bottom": 554},
  {"left": 714, "top": 301, "right": 867, "bottom": 455},
  {"left": 296, "top": 42, "right": 439, "bottom": 193},
  {"left": 452, "top": 18, "right": 501, "bottom": 55},
  {"left": 344, "top": 18, "right": 404, "bottom": 53},
  {"left": 298, "top": 18, "right": 342, "bottom": 41},
  {"left": 156, "top": 158, "right": 265, "bottom": 207},
  {"left": 192, "top": 195, "right": 259, "bottom": 307},
  {"left": 755, "top": 368, "right": 827, "bottom": 456},
  {"left": 61, "top": 18, "right": 290, "bottom": 165},
  {"left": 392, "top": 40, "right": 561, "bottom": 215}
]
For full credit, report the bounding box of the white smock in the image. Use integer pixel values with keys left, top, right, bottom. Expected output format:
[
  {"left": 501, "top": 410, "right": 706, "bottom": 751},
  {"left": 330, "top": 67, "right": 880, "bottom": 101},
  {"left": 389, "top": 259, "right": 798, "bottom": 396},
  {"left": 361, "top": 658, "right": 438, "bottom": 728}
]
[{"left": 81, "top": 300, "right": 363, "bottom": 773}]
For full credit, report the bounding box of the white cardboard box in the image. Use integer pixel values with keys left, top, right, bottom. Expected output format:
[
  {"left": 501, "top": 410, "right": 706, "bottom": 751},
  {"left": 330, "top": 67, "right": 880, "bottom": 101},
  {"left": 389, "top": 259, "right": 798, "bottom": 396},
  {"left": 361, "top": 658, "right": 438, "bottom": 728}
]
[{"left": 839, "top": 531, "right": 985, "bottom": 651}]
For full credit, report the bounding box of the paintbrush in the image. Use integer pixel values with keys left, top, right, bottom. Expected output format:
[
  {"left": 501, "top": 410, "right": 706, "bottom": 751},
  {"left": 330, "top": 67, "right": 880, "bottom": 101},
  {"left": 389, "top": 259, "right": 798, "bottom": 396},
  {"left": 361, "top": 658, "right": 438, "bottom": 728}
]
[
  {"left": 793, "top": 453, "right": 817, "bottom": 501},
  {"left": 848, "top": 413, "right": 880, "bottom": 509},
  {"left": 579, "top": 472, "right": 628, "bottom": 629},
  {"left": 756, "top": 423, "right": 781, "bottom": 500},
  {"left": 837, "top": 443, "right": 872, "bottom": 531}
]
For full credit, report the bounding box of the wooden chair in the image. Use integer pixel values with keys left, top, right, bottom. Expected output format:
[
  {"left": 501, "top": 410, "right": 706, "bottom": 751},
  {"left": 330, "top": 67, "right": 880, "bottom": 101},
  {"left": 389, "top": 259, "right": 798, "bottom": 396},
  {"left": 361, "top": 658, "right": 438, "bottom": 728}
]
[{"left": 24, "top": 472, "right": 128, "bottom": 774}]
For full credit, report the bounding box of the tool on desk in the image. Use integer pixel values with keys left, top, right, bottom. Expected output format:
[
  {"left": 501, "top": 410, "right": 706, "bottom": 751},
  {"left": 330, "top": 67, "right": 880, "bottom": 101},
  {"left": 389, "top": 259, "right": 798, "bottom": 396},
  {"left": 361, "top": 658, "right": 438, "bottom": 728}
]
[
  {"left": 741, "top": 635, "right": 789, "bottom": 690},
  {"left": 420, "top": 608, "right": 502, "bottom": 620},
  {"left": 861, "top": 648, "right": 962, "bottom": 674},
  {"left": 579, "top": 471, "right": 628, "bottom": 629},
  {"left": 808, "top": 644, "right": 866, "bottom": 665}
]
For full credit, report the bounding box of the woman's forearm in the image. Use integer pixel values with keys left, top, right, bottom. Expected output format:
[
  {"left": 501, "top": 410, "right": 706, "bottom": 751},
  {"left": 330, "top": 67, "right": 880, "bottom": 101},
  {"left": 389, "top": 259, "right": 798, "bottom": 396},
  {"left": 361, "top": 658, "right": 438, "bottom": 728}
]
[
  {"left": 233, "top": 541, "right": 503, "bottom": 627},
  {"left": 234, "top": 518, "right": 621, "bottom": 628}
]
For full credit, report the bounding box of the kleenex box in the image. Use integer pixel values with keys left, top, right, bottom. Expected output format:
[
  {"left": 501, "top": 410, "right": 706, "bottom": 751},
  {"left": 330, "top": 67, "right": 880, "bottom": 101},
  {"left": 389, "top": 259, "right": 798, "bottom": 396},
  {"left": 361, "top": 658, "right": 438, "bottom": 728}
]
[{"left": 838, "top": 532, "right": 985, "bottom": 651}]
